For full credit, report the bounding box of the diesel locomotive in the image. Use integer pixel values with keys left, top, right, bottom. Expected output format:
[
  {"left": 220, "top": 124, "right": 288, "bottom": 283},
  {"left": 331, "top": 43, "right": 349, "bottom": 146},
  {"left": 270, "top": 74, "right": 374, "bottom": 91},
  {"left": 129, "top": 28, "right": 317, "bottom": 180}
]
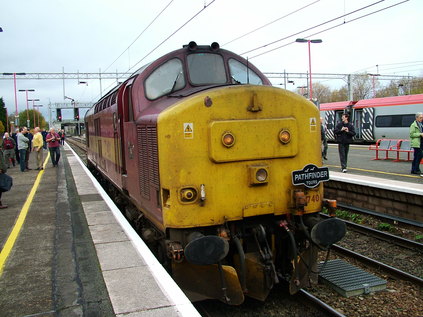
[{"left": 85, "top": 42, "right": 346, "bottom": 304}]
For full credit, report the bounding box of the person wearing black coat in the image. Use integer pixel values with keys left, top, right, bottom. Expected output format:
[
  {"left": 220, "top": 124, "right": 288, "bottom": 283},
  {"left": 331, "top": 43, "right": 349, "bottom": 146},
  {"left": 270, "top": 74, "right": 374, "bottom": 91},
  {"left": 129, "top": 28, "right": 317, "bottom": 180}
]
[
  {"left": 0, "top": 142, "right": 9, "bottom": 208},
  {"left": 334, "top": 113, "right": 356, "bottom": 173}
]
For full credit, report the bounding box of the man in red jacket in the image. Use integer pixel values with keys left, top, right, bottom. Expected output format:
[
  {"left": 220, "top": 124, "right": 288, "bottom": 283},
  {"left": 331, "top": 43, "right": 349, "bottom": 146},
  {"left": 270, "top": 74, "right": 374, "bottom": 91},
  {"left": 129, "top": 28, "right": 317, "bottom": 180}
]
[{"left": 46, "top": 128, "right": 61, "bottom": 167}]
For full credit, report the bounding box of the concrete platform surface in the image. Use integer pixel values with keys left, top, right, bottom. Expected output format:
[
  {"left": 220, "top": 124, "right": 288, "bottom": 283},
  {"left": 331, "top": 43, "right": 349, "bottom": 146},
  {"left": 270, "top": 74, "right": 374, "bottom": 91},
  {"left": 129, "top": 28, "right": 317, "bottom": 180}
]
[{"left": 0, "top": 144, "right": 199, "bottom": 317}]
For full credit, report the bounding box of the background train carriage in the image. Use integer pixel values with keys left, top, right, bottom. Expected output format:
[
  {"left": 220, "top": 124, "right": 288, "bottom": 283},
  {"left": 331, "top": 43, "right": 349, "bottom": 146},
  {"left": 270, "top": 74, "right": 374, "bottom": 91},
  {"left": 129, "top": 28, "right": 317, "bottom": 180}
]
[{"left": 320, "top": 94, "right": 423, "bottom": 143}]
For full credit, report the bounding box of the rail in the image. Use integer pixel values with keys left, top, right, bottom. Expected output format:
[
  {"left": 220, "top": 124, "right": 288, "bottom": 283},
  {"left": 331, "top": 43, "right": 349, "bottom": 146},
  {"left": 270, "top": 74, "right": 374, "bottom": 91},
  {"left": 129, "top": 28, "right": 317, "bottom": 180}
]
[{"left": 332, "top": 245, "right": 423, "bottom": 287}]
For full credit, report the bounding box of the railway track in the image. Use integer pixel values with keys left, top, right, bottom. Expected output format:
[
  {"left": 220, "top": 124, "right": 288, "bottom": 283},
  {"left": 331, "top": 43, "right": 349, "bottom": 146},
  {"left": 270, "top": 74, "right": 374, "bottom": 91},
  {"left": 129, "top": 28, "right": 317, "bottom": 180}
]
[
  {"left": 336, "top": 202, "right": 423, "bottom": 229},
  {"left": 332, "top": 245, "right": 423, "bottom": 286},
  {"left": 319, "top": 209, "right": 423, "bottom": 287},
  {"left": 321, "top": 213, "right": 423, "bottom": 253}
]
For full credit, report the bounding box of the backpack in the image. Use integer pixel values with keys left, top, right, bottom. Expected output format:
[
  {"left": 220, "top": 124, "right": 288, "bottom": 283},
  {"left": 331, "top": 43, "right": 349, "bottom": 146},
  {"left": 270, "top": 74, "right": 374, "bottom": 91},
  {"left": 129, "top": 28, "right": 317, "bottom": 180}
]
[{"left": 3, "top": 138, "right": 14, "bottom": 150}]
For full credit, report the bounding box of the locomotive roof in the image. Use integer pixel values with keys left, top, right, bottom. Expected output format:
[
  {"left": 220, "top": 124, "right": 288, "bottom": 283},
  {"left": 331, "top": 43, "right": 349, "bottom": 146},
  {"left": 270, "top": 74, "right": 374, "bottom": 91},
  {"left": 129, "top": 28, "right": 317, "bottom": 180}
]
[{"left": 87, "top": 41, "right": 271, "bottom": 116}]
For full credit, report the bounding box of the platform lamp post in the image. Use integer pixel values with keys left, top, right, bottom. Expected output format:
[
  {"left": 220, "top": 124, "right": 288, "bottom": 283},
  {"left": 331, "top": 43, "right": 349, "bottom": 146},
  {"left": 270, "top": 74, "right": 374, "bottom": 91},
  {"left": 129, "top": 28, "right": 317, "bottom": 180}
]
[
  {"left": 34, "top": 105, "right": 43, "bottom": 127},
  {"left": 5, "top": 107, "right": 9, "bottom": 133},
  {"left": 27, "top": 99, "right": 40, "bottom": 128},
  {"left": 2, "top": 73, "right": 26, "bottom": 126},
  {"left": 295, "top": 38, "right": 322, "bottom": 101},
  {"left": 19, "top": 89, "right": 35, "bottom": 128}
]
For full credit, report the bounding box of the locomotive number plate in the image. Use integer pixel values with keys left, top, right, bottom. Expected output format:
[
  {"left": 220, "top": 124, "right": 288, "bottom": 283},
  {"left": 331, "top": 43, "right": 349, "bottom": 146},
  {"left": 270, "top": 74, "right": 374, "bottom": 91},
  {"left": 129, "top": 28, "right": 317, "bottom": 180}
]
[
  {"left": 304, "top": 191, "right": 322, "bottom": 210},
  {"left": 305, "top": 192, "right": 321, "bottom": 204}
]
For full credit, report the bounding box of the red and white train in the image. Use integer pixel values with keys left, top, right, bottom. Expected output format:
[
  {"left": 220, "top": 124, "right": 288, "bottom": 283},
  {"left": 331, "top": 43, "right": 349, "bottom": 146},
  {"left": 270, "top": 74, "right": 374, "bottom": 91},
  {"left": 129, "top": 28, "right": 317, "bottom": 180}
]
[{"left": 320, "top": 94, "right": 423, "bottom": 143}]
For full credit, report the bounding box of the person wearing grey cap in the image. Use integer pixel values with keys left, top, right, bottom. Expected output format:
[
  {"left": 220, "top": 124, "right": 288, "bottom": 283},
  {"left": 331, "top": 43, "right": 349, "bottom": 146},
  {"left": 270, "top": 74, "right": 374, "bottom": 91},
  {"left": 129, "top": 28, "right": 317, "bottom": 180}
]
[{"left": 409, "top": 112, "right": 423, "bottom": 177}]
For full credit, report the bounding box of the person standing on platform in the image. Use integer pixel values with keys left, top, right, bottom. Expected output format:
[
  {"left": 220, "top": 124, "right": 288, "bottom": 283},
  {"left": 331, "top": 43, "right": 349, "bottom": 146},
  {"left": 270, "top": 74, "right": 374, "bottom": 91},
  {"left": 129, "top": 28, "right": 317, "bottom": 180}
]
[
  {"left": 41, "top": 128, "right": 48, "bottom": 149},
  {"left": 2, "top": 132, "right": 16, "bottom": 168},
  {"left": 320, "top": 117, "right": 328, "bottom": 160},
  {"left": 32, "top": 127, "right": 44, "bottom": 170},
  {"left": 46, "top": 128, "right": 61, "bottom": 167},
  {"left": 0, "top": 143, "right": 9, "bottom": 208},
  {"left": 409, "top": 112, "right": 423, "bottom": 176},
  {"left": 17, "top": 127, "right": 29, "bottom": 172},
  {"left": 60, "top": 129, "right": 66, "bottom": 145},
  {"left": 24, "top": 127, "right": 33, "bottom": 170},
  {"left": 334, "top": 113, "right": 356, "bottom": 173},
  {"left": 12, "top": 128, "right": 20, "bottom": 164}
]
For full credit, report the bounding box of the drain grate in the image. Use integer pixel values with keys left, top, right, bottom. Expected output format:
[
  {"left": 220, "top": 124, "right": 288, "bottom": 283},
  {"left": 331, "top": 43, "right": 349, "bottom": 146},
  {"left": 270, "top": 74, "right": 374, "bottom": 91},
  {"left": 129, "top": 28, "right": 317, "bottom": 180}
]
[{"left": 318, "top": 259, "right": 387, "bottom": 297}]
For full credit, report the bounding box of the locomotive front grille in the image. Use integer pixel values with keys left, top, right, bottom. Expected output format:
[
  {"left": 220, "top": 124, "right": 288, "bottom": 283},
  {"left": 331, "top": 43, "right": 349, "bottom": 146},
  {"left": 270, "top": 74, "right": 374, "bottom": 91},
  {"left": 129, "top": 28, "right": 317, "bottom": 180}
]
[{"left": 137, "top": 125, "right": 160, "bottom": 199}]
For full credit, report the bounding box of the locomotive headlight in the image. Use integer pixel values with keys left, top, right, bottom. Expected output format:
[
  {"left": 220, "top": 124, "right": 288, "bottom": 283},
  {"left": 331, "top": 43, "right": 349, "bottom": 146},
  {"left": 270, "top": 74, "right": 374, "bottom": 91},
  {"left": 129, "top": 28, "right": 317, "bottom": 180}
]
[
  {"left": 256, "top": 168, "right": 268, "bottom": 182},
  {"left": 248, "top": 164, "right": 269, "bottom": 185},
  {"left": 222, "top": 132, "right": 235, "bottom": 148},
  {"left": 279, "top": 129, "right": 291, "bottom": 144}
]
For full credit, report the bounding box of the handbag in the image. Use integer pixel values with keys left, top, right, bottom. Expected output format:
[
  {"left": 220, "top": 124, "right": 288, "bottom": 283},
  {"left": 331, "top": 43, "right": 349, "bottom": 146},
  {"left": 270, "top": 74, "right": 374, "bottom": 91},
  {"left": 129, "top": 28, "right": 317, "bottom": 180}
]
[{"left": 0, "top": 173, "right": 13, "bottom": 192}]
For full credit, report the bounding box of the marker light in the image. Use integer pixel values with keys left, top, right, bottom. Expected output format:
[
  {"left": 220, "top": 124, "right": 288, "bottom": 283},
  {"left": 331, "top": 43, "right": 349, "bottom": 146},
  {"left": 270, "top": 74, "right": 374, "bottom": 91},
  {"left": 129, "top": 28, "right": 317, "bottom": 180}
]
[
  {"left": 279, "top": 130, "right": 291, "bottom": 144},
  {"left": 180, "top": 187, "right": 198, "bottom": 203},
  {"left": 222, "top": 132, "right": 235, "bottom": 148}
]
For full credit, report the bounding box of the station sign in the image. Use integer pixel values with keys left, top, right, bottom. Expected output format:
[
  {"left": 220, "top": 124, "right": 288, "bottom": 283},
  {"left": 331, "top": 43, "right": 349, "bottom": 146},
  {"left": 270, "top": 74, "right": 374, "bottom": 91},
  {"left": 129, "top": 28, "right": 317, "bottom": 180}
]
[{"left": 292, "top": 164, "right": 329, "bottom": 188}]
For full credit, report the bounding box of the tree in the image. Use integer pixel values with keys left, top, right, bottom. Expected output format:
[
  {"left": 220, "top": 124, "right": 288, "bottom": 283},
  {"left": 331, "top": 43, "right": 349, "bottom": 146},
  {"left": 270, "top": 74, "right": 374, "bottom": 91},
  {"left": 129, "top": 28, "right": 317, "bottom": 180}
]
[
  {"left": 330, "top": 87, "right": 349, "bottom": 102},
  {"left": 376, "top": 76, "right": 423, "bottom": 97},
  {"left": 18, "top": 109, "right": 47, "bottom": 130},
  {"left": 310, "top": 83, "right": 332, "bottom": 103},
  {"left": 351, "top": 73, "right": 378, "bottom": 100}
]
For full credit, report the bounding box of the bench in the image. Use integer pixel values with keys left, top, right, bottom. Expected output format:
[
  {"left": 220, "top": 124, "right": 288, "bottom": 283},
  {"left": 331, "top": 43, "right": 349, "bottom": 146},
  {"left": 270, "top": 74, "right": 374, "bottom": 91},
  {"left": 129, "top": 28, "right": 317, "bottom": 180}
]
[
  {"left": 369, "top": 139, "right": 401, "bottom": 160},
  {"left": 391, "top": 139, "right": 413, "bottom": 162},
  {"left": 369, "top": 139, "right": 415, "bottom": 162}
]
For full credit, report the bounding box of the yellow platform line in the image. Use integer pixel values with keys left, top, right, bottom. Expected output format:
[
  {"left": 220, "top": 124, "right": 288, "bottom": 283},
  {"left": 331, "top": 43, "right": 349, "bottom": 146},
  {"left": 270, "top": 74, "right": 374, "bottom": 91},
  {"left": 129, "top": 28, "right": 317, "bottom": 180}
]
[
  {"left": 326, "top": 164, "right": 421, "bottom": 179},
  {"left": 0, "top": 152, "right": 51, "bottom": 276}
]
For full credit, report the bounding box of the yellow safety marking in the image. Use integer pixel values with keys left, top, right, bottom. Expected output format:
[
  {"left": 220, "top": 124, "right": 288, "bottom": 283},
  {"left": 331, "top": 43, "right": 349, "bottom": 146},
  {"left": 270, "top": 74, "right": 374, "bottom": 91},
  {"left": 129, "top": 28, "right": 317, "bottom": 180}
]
[
  {"left": 326, "top": 164, "right": 421, "bottom": 178},
  {"left": 0, "top": 152, "right": 51, "bottom": 276}
]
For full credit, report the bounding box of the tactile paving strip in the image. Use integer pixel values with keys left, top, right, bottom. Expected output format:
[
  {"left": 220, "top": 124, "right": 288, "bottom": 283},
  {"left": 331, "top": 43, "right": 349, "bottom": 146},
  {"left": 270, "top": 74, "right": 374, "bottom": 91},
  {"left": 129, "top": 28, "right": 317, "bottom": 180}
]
[{"left": 318, "top": 259, "right": 387, "bottom": 297}]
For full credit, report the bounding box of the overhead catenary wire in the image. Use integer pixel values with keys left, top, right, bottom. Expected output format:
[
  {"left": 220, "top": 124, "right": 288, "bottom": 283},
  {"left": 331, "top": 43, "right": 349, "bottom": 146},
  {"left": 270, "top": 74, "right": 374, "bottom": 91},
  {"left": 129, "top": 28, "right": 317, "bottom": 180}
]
[
  {"left": 102, "top": 0, "right": 175, "bottom": 73},
  {"left": 94, "top": 0, "right": 216, "bottom": 102},
  {"left": 241, "top": 0, "right": 387, "bottom": 56},
  {"left": 124, "top": 0, "right": 216, "bottom": 75},
  {"left": 354, "top": 61, "right": 423, "bottom": 74},
  {"left": 222, "top": 0, "right": 320, "bottom": 47},
  {"left": 246, "top": 0, "right": 410, "bottom": 60}
]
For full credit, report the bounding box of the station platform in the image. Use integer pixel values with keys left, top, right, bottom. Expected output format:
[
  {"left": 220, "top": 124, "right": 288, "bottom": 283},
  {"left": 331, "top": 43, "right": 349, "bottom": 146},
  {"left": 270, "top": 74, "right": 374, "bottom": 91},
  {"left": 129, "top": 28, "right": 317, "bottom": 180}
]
[
  {"left": 0, "top": 144, "right": 199, "bottom": 317},
  {"left": 324, "top": 143, "right": 423, "bottom": 224},
  {"left": 325, "top": 143, "right": 423, "bottom": 185}
]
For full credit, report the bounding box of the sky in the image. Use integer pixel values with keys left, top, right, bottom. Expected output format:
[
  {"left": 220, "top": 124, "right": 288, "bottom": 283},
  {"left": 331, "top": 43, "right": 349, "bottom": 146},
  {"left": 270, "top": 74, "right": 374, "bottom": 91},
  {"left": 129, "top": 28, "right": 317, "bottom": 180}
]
[{"left": 0, "top": 0, "right": 422, "bottom": 121}]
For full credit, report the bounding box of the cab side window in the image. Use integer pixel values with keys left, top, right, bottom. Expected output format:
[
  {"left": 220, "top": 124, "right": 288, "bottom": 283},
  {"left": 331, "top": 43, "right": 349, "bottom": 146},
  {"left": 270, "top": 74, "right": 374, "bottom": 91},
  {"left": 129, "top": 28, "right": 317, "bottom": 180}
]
[
  {"left": 145, "top": 58, "right": 185, "bottom": 100},
  {"left": 228, "top": 58, "right": 263, "bottom": 85}
]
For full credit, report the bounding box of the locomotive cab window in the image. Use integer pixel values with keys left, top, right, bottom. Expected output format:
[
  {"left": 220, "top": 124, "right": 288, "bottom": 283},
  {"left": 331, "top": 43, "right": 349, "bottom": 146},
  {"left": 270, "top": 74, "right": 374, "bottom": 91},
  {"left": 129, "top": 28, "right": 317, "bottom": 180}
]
[
  {"left": 145, "top": 58, "right": 185, "bottom": 100},
  {"left": 228, "top": 58, "right": 263, "bottom": 85},
  {"left": 187, "top": 53, "right": 226, "bottom": 85}
]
